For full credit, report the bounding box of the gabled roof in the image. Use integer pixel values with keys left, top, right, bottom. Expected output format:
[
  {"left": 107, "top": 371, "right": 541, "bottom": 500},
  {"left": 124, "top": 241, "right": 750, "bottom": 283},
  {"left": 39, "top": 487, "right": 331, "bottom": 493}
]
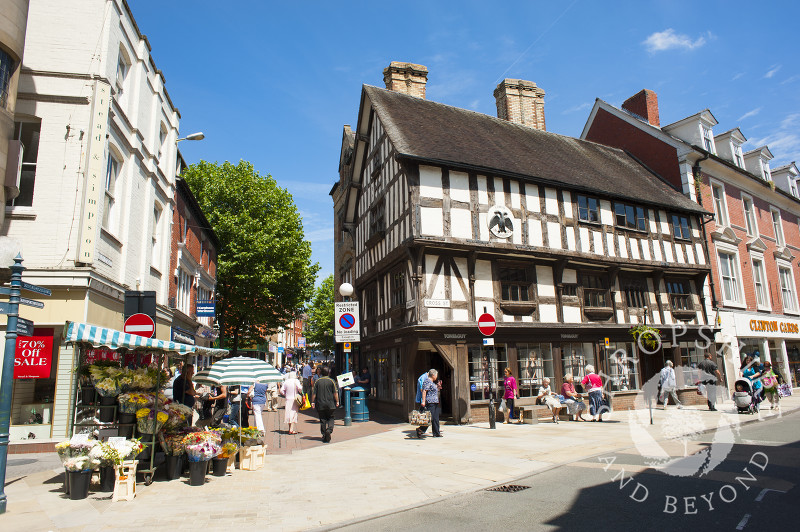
[
  {"left": 662, "top": 109, "right": 719, "bottom": 130},
  {"left": 714, "top": 127, "right": 747, "bottom": 144},
  {"left": 364, "top": 85, "right": 707, "bottom": 215},
  {"left": 744, "top": 145, "right": 774, "bottom": 160}
]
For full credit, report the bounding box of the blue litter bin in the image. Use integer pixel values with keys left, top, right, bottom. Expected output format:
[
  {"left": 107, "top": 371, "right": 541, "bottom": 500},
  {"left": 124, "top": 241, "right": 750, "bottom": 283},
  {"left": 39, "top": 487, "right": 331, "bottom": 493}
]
[{"left": 350, "top": 386, "right": 369, "bottom": 422}]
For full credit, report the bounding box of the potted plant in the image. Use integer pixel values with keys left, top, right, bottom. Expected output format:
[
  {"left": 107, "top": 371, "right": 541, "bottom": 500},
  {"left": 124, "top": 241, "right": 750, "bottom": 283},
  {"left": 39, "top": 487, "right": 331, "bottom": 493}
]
[
  {"left": 63, "top": 444, "right": 100, "bottom": 500},
  {"left": 89, "top": 442, "right": 122, "bottom": 492},
  {"left": 55, "top": 440, "right": 73, "bottom": 494},
  {"left": 212, "top": 442, "right": 238, "bottom": 476},
  {"left": 182, "top": 431, "right": 221, "bottom": 486},
  {"left": 135, "top": 407, "right": 168, "bottom": 435},
  {"left": 163, "top": 433, "right": 187, "bottom": 480}
]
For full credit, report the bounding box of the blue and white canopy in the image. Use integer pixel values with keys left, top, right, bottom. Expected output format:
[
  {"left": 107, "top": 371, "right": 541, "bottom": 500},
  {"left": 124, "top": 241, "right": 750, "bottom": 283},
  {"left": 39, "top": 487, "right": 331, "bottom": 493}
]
[
  {"left": 203, "top": 356, "right": 283, "bottom": 385},
  {"left": 63, "top": 321, "right": 202, "bottom": 355}
]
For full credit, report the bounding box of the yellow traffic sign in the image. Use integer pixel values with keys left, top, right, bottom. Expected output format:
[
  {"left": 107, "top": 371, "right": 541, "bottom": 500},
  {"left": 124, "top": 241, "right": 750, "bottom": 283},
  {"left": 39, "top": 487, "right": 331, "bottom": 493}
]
[
  {"left": 604, "top": 337, "right": 610, "bottom": 348},
  {"left": 343, "top": 342, "right": 352, "bottom": 352}
]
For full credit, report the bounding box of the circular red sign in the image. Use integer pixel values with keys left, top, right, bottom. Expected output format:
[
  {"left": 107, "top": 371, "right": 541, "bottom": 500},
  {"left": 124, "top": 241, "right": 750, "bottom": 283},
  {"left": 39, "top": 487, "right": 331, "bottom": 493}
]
[
  {"left": 478, "top": 313, "right": 496, "bottom": 336},
  {"left": 124, "top": 313, "right": 155, "bottom": 338}
]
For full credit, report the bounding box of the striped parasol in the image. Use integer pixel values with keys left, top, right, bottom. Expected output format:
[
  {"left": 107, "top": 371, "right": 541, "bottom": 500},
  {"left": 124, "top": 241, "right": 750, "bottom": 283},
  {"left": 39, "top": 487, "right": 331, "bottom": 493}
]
[
  {"left": 192, "top": 368, "right": 219, "bottom": 386},
  {"left": 204, "top": 356, "right": 283, "bottom": 385}
]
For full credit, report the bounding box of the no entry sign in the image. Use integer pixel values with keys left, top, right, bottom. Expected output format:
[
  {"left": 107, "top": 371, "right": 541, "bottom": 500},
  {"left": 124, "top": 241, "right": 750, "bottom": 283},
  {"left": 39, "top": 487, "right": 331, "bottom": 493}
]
[
  {"left": 478, "top": 313, "right": 496, "bottom": 336},
  {"left": 124, "top": 313, "right": 155, "bottom": 338}
]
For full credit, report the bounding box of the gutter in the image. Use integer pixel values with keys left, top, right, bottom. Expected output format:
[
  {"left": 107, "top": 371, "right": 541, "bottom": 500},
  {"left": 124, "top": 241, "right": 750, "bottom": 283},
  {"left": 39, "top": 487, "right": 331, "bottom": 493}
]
[{"left": 693, "top": 153, "right": 720, "bottom": 314}]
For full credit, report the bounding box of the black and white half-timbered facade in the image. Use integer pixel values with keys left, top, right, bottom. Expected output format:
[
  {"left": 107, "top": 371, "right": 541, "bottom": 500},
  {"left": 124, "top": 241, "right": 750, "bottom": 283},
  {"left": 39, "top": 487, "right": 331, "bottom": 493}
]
[{"left": 332, "top": 62, "right": 713, "bottom": 423}]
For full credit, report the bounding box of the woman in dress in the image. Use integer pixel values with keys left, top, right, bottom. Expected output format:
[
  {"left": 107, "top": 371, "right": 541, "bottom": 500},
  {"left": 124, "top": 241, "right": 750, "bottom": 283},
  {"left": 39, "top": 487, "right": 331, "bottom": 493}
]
[
  {"left": 536, "top": 377, "right": 563, "bottom": 423},
  {"left": 502, "top": 368, "right": 519, "bottom": 424},
  {"left": 560, "top": 373, "right": 587, "bottom": 421},
  {"left": 581, "top": 365, "right": 605, "bottom": 422},
  {"left": 280, "top": 371, "right": 303, "bottom": 434},
  {"left": 740, "top": 355, "right": 763, "bottom": 400}
]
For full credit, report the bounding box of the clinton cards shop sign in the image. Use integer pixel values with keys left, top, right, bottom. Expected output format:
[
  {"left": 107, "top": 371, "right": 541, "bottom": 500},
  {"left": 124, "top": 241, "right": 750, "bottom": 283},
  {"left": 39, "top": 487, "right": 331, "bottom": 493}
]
[{"left": 14, "top": 329, "right": 54, "bottom": 379}]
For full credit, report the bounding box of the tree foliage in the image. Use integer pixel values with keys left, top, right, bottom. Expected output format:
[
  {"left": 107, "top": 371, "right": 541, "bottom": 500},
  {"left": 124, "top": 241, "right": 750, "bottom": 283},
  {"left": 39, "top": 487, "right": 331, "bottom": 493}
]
[
  {"left": 305, "top": 274, "right": 335, "bottom": 352},
  {"left": 182, "top": 160, "right": 318, "bottom": 354}
]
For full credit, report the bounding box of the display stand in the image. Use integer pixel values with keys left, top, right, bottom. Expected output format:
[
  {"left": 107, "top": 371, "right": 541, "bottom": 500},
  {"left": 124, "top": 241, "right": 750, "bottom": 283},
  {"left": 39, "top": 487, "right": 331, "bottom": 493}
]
[
  {"left": 238, "top": 445, "right": 266, "bottom": 470},
  {"left": 112, "top": 460, "right": 138, "bottom": 502}
]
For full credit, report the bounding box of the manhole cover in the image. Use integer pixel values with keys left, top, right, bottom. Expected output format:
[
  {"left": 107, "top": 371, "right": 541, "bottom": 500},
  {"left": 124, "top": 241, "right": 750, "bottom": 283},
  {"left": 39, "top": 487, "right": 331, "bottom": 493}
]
[{"left": 486, "top": 484, "right": 530, "bottom": 493}]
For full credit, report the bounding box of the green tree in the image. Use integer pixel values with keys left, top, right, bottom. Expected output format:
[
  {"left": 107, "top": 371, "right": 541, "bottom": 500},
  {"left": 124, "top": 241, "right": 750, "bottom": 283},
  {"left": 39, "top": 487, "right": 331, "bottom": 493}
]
[
  {"left": 182, "top": 160, "right": 319, "bottom": 354},
  {"left": 305, "top": 274, "right": 335, "bottom": 352}
]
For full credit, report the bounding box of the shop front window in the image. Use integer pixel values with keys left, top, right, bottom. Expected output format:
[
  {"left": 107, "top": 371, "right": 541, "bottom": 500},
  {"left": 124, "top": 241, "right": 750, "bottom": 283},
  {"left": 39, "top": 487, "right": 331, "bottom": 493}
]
[
  {"left": 468, "top": 344, "right": 507, "bottom": 401},
  {"left": 768, "top": 340, "right": 788, "bottom": 386},
  {"left": 605, "top": 341, "right": 639, "bottom": 391},
  {"left": 10, "top": 328, "right": 58, "bottom": 438},
  {"left": 786, "top": 343, "right": 800, "bottom": 388},
  {"left": 517, "top": 343, "right": 553, "bottom": 397},
  {"left": 679, "top": 341, "right": 708, "bottom": 386},
  {"left": 562, "top": 342, "right": 595, "bottom": 386}
]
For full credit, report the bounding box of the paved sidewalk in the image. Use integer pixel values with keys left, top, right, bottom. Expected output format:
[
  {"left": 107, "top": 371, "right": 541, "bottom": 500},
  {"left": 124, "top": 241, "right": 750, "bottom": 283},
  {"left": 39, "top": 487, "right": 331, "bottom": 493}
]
[{"left": 3, "top": 393, "right": 798, "bottom": 531}]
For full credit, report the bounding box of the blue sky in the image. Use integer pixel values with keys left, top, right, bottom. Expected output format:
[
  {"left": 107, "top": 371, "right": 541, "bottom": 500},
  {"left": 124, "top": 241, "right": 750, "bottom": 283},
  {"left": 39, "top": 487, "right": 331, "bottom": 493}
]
[{"left": 133, "top": 0, "right": 800, "bottom": 286}]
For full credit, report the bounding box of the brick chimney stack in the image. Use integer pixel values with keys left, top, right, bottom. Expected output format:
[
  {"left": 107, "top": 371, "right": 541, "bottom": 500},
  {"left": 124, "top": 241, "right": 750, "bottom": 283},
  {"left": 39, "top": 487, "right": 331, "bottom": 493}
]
[
  {"left": 494, "top": 79, "right": 546, "bottom": 131},
  {"left": 622, "top": 89, "right": 660, "bottom": 127},
  {"left": 383, "top": 62, "right": 428, "bottom": 99}
]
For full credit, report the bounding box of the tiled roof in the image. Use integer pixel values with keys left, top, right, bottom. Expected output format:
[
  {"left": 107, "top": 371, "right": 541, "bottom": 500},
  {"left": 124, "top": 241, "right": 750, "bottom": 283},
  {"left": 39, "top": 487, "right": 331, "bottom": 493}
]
[{"left": 365, "top": 85, "right": 708, "bottom": 215}]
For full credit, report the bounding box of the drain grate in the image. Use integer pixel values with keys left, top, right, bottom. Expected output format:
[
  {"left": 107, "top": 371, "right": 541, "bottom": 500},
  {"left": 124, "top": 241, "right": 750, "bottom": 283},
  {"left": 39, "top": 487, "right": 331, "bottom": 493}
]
[{"left": 486, "top": 484, "right": 531, "bottom": 493}]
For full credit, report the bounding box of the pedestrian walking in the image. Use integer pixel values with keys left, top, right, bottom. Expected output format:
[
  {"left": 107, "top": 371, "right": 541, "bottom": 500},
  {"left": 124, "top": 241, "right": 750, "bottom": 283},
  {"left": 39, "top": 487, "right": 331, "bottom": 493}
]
[
  {"left": 249, "top": 381, "right": 269, "bottom": 435},
  {"left": 699, "top": 352, "right": 723, "bottom": 411},
  {"left": 414, "top": 370, "right": 429, "bottom": 438},
  {"left": 561, "top": 374, "right": 587, "bottom": 421},
  {"left": 502, "top": 368, "right": 519, "bottom": 424},
  {"left": 280, "top": 371, "right": 303, "bottom": 434},
  {"left": 658, "top": 360, "right": 683, "bottom": 409},
  {"left": 536, "top": 377, "right": 563, "bottom": 423},
  {"left": 760, "top": 361, "right": 780, "bottom": 409},
  {"left": 420, "top": 369, "right": 442, "bottom": 438},
  {"left": 302, "top": 361, "right": 314, "bottom": 396},
  {"left": 266, "top": 381, "right": 279, "bottom": 411},
  {"left": 311, "top": 366, "right": 339, "bottom": 443},
  {"left": 581, "top": 365, "right": 605, "bottom": 421}
]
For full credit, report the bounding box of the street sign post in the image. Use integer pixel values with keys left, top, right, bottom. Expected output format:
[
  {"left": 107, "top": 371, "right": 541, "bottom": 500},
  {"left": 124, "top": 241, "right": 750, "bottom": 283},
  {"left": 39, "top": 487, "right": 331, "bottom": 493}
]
[
  {"left": 21, "top": 282, "right": 51, "bottom": 297},
  {"left": 478, "top": 312, "right": 497, "bottom": 429},
  {"left": 335, "top": 301, "right": 360, "bottom": 342},
  {"left": 123, "top": 313, "right": 156, "bottom": 338},
  {"left": 478, "top": 313, "right": 496, "bottom": 336},
  {"left": 19, "top": 297, "right": 44, "bottom": 309}
]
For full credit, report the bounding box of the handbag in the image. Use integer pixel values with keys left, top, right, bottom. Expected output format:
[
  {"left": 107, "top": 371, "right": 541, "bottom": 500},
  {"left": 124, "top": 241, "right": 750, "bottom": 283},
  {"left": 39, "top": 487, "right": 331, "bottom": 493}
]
[
  {"left": 777, "top": 383, "right": 792, "bottom": 398},
  {"left": 696, "top": 383, "right": 706, "bottom": 395},
  {"left": 409, "top": 409, "right": 431, "bottom": 426},
  {"left": 294, "top": 393, "right": 304, "bottom": 407},
  {"left": 300, "top": 394, "right": 311, "bottom": 410},
  {"left": 499, "top": 399, "right": 507, "bottom": 412}
]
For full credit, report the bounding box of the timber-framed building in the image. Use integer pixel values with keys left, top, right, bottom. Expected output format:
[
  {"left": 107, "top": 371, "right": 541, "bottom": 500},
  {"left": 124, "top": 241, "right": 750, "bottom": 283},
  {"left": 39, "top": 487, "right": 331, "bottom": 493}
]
[{"left": 332, "top": 62, "right": 714, "bottom": 423}]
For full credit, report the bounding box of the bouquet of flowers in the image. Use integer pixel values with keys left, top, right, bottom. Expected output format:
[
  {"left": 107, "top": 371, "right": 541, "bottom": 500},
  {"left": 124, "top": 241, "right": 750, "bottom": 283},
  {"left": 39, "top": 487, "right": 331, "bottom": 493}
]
[
  {"left": 89, "top": 363, "right": 123, "bottom": 385},
  {"left": 135, "top": 408, "right": 169, "bottom": 434},
  {"left": 69, "top": 439, "right": 100, "bottom": 456},
  {"left": 95, "top": 377, "right": 120, "bottom": 397},
  {"left": 118, "top": 392, "right": 151, "bottom": 414},
  {"left": 89, "top": 442, "right": 122, "bottom": 467},
  {"left": 239, "top": 427, "right": 261, "bottom": 445},
  {"left": 63, "top": 455, "right": 99, "bottom": 472},
  {"left": 163, "top": 402, "right": 193, "bottom": 430},
  {"left": 164, "top": 433, "right": 187, "bottom": 455},
  {"left": 55, "top": 440, "right": 72, "bottom": 463},
  {"left": 185, "top": 440, "right": 221, "bottom": 462},
  {"left": 218, "top": 441, "right": 239, "bottom": 459},
  {"left": 107, "top": 437, "right": 144, "bottom": 461},
  {"left": 127, "top": 367, "right": 171, "bottom": 391}
]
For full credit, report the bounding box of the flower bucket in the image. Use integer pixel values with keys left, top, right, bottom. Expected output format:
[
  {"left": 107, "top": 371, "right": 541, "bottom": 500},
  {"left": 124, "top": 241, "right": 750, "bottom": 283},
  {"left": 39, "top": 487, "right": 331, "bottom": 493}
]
[
  {"left": 188, "top": 459, "right": 208, "bottom": 486},
  {"left": 211, "top": 456, "right": 228, "bottom": 477},
  {"left": 63, "top": 468, "right": 70, "bottom": 495},
  {"left": 81, "top": 386, "right": 95, "bottom": 405},
  {"left": 165, "top": 454, "right": 184, "bottom": 480},
  {"left": 68, "top": 470, "right": 92, "bottom": 500},
  {"left": 99, "top": 465, "right": 116, "bottom": 492},
  {"left": 98, "top": 395, "right": 117, "bottom": 423},
  {"left": 117, "top": 413, "right": 135, "bottom": 439}
]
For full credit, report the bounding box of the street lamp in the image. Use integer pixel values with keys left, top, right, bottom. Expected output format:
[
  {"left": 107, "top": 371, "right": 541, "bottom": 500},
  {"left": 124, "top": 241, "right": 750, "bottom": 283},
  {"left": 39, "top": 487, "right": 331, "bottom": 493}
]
[
  {"left": 339, "top": 283, "right": 354, "bottom": 426},
  {"left": 177, "top": 131, "right": 205, "bottom": 142}
]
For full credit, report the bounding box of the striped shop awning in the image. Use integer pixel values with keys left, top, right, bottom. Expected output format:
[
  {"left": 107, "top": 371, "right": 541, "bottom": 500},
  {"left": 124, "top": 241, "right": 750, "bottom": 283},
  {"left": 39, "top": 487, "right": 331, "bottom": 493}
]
[
  {"left": 63, "top": 321, "right": 197, "bottom": 355},
  {"left": 205, "top": 356, "right": 283, "bottom": 385}
]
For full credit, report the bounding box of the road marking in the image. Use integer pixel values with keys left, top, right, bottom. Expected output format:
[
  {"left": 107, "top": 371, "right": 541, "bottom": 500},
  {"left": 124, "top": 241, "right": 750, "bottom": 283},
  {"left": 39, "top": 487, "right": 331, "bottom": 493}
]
[
  {"left": 755, "top": 488, "right": 787, "bottom": 502},
  {"left": 736, "top": 514, "right": 750, "bottom": 530}
]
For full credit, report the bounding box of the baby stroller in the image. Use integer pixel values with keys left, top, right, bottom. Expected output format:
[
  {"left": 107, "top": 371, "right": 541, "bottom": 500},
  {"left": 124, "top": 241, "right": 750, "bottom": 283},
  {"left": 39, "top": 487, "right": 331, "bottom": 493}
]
[{"left": 733, "top": 378, "right": 760, "bottom": 414}]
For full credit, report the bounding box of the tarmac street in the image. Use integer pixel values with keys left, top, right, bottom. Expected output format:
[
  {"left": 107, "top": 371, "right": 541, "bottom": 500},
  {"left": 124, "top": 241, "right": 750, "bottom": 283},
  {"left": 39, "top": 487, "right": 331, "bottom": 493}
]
[{"left": 2, "top": 394, "right": 798, "bottom": 531}]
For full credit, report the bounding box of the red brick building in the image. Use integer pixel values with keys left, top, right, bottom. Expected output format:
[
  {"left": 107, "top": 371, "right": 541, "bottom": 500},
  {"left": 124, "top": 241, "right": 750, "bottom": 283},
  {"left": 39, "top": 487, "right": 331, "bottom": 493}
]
[
  {"left": 583, "top": 91, "right": 800, "bottom": 389},
  {"left": 169, "top": 167, "right": 219, "bottom": 349}
]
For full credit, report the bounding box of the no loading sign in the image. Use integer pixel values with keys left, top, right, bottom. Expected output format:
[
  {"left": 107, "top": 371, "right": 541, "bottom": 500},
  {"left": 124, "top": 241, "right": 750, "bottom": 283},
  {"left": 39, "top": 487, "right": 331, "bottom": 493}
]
[{"left": 335, "top": 301, "right": 360, "bottom": 342}]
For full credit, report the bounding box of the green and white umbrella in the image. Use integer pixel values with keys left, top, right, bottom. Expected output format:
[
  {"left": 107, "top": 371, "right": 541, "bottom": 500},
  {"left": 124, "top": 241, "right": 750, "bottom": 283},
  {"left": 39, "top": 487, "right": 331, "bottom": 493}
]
[
  {"left": 206, "top": 356, "right": 283, "bottom": 385},
  {"left": 192, "top": 368, "right": 219, "bottom": 386}
]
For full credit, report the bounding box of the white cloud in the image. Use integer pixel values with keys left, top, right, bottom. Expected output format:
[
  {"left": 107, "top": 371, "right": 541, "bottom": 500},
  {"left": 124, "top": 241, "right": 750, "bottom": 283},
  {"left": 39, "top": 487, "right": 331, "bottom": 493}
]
[
  {"left": 780, "top": 74, "right": 800, "bottom": 85},
  {"left": 562, "top": 102, "right": 591, "bottom": 114},
  {"left": 737, "top": 107, "right": 761, "bottom": 121},
  {"left": 765, "top": 64, "right": 782, "bottom": 78},
  {"left": 642, "top": 29, "right": 707, "bottom": 53},
  {"left": 731, "top": 72, "right": 745, "bottom": 81},
  {"left": 747, "top": 113, "right": 800, "bottom": 165}
]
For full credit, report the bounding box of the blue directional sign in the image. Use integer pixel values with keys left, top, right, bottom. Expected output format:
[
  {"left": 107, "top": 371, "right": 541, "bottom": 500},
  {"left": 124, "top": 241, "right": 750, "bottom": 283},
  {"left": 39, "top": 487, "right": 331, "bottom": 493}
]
[
  {"left": 19, "top": 297, "right": 44, "bottom": 309},
  {"left": 21, "top": 282, "right": 51, "bottom": 297},
  {"left": 16, "top": 318, "right": 33, "bottom": 337},
  {"left": 0, "top": 302, "right": 10, "bottom": 314},
  {"left": 196, "top": 299, "right": 215, "bottom": 317}
]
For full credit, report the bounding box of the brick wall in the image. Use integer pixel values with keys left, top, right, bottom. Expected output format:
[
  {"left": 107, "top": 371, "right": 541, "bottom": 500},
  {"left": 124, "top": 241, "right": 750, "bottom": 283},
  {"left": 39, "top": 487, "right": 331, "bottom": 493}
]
[
  {"left": 621, "top": 89, "right": 660, "bottom": 127},
  {"left": 584, "top": 108, "right": 682, "bottom": 190}
]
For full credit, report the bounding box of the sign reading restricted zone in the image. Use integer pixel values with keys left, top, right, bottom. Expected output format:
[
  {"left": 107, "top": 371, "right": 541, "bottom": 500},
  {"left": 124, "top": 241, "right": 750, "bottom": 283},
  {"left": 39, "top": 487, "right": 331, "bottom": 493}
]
[{"left": 335, "top": 301, "right": 360, "bottom": 342}]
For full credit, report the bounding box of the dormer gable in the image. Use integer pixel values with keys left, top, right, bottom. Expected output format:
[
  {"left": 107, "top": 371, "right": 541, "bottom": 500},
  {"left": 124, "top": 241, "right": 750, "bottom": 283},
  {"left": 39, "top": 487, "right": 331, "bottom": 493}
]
[
  {"left": 743, "top": 146, "right": 774, "bottom": 182},
  {"left": 772, "top": 162, "right": 799, "bottom": 198},
  {"left": 713, "top": 128, "right": 747, "bottom": 168},
  {"left": 662, "top": 109, "right": 719, "bottom": 153}
]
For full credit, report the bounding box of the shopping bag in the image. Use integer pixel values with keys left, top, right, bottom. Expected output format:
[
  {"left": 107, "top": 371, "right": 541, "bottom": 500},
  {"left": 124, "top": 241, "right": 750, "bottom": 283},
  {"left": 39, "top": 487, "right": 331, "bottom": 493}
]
[
  {"left": 299, "top": 394, "right": 311, "bottom": 410},
  {"left": 499, "top": 399, "right": 507, "bottom": 412},
  {"left": 777, "top": 383, "right": 792, "bottom": 398},
  {"left": 409, "top": 409, "right": 431, "bottom": 426},
  {"left": 696, "top": 383, "right": 706, "bottom": 396}
]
